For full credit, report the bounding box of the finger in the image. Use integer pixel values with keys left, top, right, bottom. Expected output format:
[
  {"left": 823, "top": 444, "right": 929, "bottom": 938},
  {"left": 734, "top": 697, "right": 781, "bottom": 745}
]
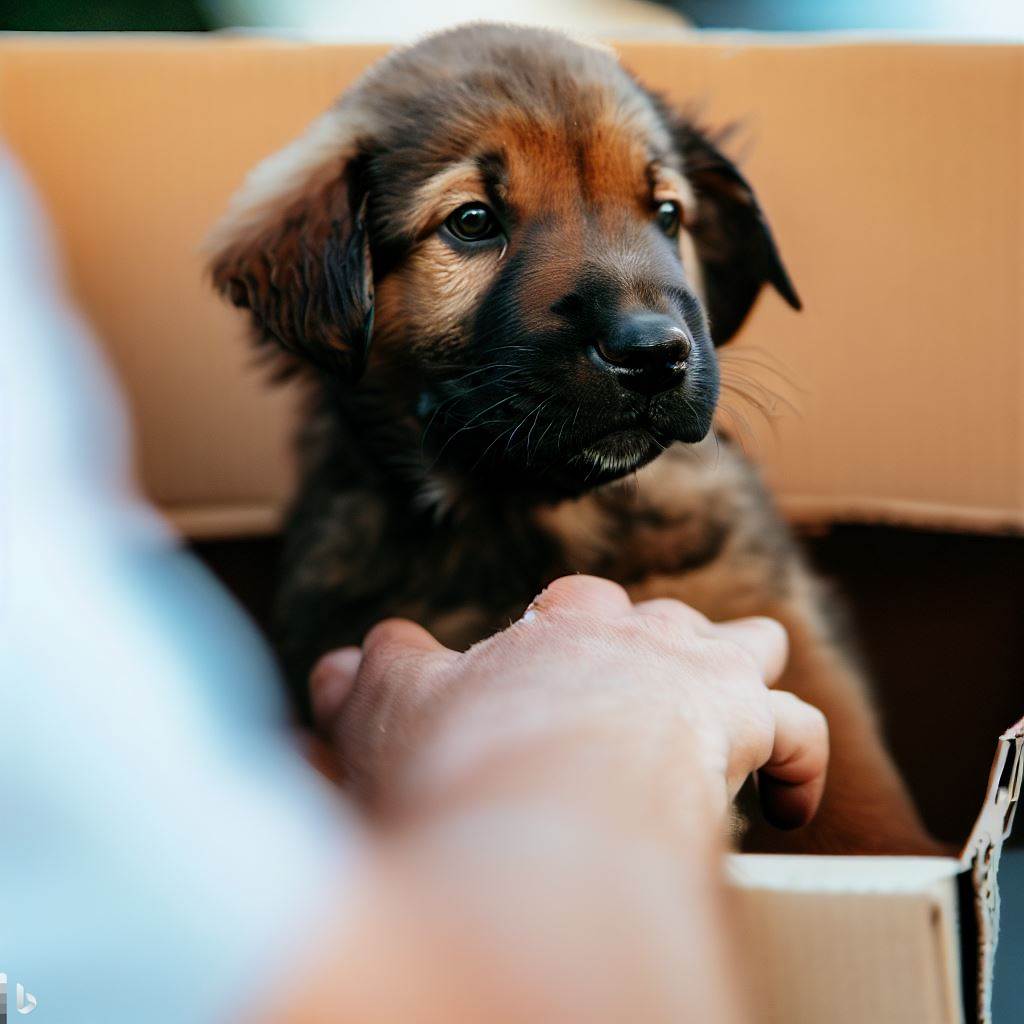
[
  {"left": 757, "top": 691, "right": 829, "bottom": 829},
  {"left": 358, "top": 618, "right": 453, "bottom": 687},
  {"left": 526, "top": 575, "right": 633, "bottom": 620},
  {"left": 711, "top": 617, "right": 789, "bottom": 686},
  {"left": 320, "top": 620, "right": 451, "bottom": 734},
  {"left": 362, "top": 618, "right": 449, "bottom": 660},
  {"left": 633, "top": 598, "right": 713, "bottom": 633},
  {"left": 310, "top": 646, "right": 363, "bottom": 726}
]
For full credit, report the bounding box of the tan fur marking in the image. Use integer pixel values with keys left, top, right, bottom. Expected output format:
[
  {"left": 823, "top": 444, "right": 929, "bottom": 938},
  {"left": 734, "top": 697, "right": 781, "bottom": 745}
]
[
  {"left": 651, "top": 164, "right": 697, "bottom": 222},
  {"left": 374, "top": 235, "right": 501, "bottom": 357},
  {"left": 404, "top": 160, "right": 486, "bottom": 238}
]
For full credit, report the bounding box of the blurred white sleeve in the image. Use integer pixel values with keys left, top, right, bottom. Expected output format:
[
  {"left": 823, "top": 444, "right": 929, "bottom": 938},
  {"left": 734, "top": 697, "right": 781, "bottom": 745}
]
[{"left": 0, "top": 152, "right": 360, "bottom": 1024}]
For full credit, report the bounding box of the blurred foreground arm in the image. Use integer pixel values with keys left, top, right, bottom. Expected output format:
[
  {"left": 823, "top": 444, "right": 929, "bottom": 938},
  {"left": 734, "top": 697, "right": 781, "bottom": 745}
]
[{"left": 268, "top": 576, "right": 829, "bottom": 1024}]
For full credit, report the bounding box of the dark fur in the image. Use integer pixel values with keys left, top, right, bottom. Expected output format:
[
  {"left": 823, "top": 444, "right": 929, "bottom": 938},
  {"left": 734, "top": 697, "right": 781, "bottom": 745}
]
[{"left": 210, "top": 24, "right": 937, "bottom": 854}]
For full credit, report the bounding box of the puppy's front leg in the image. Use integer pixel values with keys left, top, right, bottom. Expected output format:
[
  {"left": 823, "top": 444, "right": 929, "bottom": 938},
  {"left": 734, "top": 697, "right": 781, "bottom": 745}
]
[{"left": 746, "top": 601, "right": 942, "bottom": 855}]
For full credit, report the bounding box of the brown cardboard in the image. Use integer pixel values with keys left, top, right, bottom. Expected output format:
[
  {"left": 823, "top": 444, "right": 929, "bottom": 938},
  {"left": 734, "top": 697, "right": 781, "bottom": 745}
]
[
  {"left": 0, "top": 36, "right": 1021, "bottom": 536},
  {"left": 729, "top": 717, "right": 1022, "bottom": 1024},
  {"left": 729, "top": 855, "right": 965, "bottom": 1023},
  {"left": 0, "top": 33, "right": 1020, "bottom": 1023}
]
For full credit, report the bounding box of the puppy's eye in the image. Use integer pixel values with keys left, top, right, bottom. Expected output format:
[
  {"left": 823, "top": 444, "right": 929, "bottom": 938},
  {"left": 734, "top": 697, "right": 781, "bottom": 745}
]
[
  {"left": 444, "top": 202, "right": 501, "bottom": 243},
  {"left": 655, "top": 200, "right": 682, "bottom": 239}
]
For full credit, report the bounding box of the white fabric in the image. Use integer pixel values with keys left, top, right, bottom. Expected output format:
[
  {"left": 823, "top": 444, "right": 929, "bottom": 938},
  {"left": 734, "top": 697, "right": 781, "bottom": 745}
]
[{"left": 0, "top": 153, "right": 357, "bottom": 1024}]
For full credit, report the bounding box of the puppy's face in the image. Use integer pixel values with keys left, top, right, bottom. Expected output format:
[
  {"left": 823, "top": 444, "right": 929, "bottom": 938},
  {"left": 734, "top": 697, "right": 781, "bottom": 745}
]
[
  {"left": 373, "top": 115, "right": 716, "bottom": 491},
  {"left": 210, "top": 25, "right": 799, "bottom": 497}
]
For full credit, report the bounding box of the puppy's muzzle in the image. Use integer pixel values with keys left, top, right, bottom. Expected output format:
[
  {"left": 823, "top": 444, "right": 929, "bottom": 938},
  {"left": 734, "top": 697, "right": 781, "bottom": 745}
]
[{"left": 590, "top": 312, "right": 692, "bottom": 396}]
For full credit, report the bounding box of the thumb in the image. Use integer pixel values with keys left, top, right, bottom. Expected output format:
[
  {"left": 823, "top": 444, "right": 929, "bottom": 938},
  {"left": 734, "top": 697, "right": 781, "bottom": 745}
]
[
  {"left": 311, "top": 621, "right": 449, "bottom": 731},
  {"left": 316, "top": 619, "right": 454, "bottom": 734},
  {"left": 311, "top": 647, "right": 364, "bottom": 727},
  {"left": 309, "top": 614, "right": 450, "bottom": 729},
  {"left": 319, "top": 620, "right": 454, "bottom": 800}
]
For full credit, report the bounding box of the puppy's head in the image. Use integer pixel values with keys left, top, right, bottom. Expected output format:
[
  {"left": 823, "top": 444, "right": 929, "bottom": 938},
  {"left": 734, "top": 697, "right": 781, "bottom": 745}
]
[{"left": 209, "top": 24, "right": 799, "bottom": 496}]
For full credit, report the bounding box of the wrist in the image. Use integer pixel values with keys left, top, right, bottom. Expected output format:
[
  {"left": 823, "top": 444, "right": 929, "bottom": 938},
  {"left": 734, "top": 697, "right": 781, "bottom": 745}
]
[{"left": 374, "top": 727, "right": 743, "bottom": 1024}]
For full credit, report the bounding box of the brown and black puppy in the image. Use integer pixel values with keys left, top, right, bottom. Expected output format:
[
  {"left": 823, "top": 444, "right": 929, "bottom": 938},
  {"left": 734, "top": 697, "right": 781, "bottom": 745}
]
[{"left": 210, "top": 23, "right": 934, "bottom": 853}]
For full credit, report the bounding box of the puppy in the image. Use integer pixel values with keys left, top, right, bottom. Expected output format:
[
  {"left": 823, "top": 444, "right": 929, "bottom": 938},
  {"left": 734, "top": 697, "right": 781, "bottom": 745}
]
[{"left": 210, "top": 24, "right": 935, "bottom": 854}]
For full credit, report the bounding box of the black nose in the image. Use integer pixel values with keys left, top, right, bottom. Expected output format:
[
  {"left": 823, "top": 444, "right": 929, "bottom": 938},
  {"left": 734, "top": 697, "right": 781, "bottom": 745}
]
[{"left": 591, "top": 313, "right": 692, "bottom": 395}]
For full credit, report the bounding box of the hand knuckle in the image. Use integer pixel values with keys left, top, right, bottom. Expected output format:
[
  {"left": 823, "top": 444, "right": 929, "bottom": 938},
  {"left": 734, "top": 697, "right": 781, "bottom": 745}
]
[
  {"left": 538, "top": 574, "right": 626, "bottom": 610},
  {"left": 361, "top": 619, "right": 408, "bottom": 660},
  {"left": 807, "top": 703, "right": 830, "bottom": 736}
]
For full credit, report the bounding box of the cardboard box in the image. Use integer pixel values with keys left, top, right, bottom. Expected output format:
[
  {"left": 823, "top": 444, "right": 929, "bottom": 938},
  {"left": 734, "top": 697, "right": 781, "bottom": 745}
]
[
  {"left": 0, "top": 36, "right": 1021, "bottom": 537},
  {"left": 730, "top": 717, "right": 1022, "bottom": 1023},
  {"left": 0, "top": 33, "right": 1020, "bottom": 1023}
]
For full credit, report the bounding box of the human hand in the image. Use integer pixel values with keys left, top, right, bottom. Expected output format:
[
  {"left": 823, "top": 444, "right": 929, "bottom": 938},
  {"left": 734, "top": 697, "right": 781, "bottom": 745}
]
[{"left": 312, "top": 575, "right": 828, "bottom": 829}]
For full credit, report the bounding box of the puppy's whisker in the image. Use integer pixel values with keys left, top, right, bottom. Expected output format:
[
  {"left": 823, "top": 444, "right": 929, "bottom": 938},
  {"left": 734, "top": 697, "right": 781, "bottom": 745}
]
[
  {"left": 709, "top": 427, "right": 724, "bottom": 469},
  {"left": 422, "top": 368, "right": 529, "bottom": 443},
  {"left": 721, "top": 375, "right": 779, "bottom": 414},
  {"left": 448, "top": 370, "right": 528, "bottom": 402},
  {"left": 503, "top": 396, "right": 551, "bottom": 459},
  {"left": 424, "top": 395, "right": 520, "bottom": 469},
  {"left": 722, "top": 343, "right": 795, "bottom": 373},
  {"left": 555, "top": 404, "right": 580, "bottom": 453},
  {"left": 719, "top": 362, "right": 788, "bottom": 399},
  {"left": 720, "top": 391, "right": 770, "bottom": 438},
  {"left": 720, "top": 381, "right": 792, "bottom": 447},
  {"left": 421, "top": 386, "right": 490, "bottom": 450},
  {"left": 718, "top": 350, "right": 807, "bottom": 397},
  {"left": 715, "top": 401, "right": 757, "bottom": 453},
  {"left": 693, "top": 425, "right": 719, "bottom": 464},
  {"left": 449, "top": 391, "right": 519, "bottom": 434},
  {"left": 479, "top": 344, "right": 536, "bottom": 356},
  {"left": 441, "top": 362, "right": 525, "bottom": 384},
  {"left": 525, "top": 401, "right": 557, "bottom": 464},
  {"left": 534, "top": 416, "right": 558, "bottom": 452},
  {"left": 470, "top": 415, "right": 529, "bottom": 471},
  {"left": 716, "top": 364, "right": 794, "bottom": 407},
  {"left": 720, "top": 383, "right": 774, "bottom": 425}
]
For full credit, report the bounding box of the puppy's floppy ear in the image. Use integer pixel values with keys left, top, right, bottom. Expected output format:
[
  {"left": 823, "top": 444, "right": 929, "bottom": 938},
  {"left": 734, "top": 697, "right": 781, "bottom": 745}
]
[
  {"left": 207, "top": 113, "right": 374, "bottom": 379},
  {"left": 673, "top": 121, "right": 801, "bottom": 345}
]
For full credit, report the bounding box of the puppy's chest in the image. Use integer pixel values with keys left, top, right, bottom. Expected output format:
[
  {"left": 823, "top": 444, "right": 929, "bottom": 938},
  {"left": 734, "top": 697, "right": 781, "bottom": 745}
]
[
  {"left": 421, "top": 444, "right": 788, "bottom": 647},
  {"left": 300, "top": 443, "right": 788, "bottom": 650},
  {"left": 408, "top": 508, "right": 715, "bottom": 651},
  {"left": 537, "top": 488, "right": 731, "bottom": 585}
]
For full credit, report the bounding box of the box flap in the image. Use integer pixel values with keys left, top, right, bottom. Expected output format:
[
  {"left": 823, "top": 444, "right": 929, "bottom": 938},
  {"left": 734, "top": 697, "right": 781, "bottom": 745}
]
[
  {"left": 725, "top": 714, "right": 1023, "bottom": 1024},
  {"left": 730, "top": 853, "right": 964, "bottom": 890},
  {"left": 960, "top": 717, "right": 1024, "bottom": 1024}
]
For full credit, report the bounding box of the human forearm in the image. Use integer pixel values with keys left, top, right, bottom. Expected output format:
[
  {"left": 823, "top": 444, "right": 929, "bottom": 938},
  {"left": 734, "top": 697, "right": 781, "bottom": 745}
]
[
  {"left": 391, "top": 719, "right": 749, "bottom": 1024},
  {"left": 263, "top": 719, "right": 748, "bottom": 1024}
]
